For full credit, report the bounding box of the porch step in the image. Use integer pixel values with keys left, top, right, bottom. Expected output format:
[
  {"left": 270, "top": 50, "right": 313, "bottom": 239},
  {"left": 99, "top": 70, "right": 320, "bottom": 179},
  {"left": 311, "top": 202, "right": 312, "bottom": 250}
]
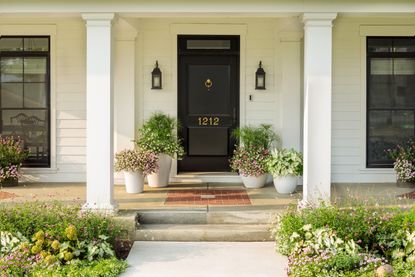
[
  {"left": 138, "top": 210, "right": 276, "bottom": 225},
  {"left": 134, "top": 224, "right": 272, "bottom": 242}
]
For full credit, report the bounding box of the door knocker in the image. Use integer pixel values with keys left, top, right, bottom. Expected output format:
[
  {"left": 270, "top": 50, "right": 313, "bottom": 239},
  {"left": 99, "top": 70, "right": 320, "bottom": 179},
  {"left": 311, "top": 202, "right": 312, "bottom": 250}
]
[{"left": 205, "top": 78, "right": 213, "bottom": 91}]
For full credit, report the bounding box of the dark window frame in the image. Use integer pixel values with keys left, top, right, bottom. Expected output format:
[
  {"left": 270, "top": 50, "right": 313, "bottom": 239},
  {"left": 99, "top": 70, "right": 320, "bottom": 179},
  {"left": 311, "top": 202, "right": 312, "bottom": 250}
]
[
  {"left": 0, "top": 35, "right": 51, "bottom": 168},
  {"left": 366, "top": 36, "right": 415, "bottom": 168}
]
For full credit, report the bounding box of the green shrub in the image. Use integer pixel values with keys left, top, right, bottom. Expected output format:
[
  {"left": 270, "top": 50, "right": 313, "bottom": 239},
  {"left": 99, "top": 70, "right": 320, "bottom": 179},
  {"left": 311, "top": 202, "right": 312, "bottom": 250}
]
[
  {"left": 0, "top": 201, "right": 124, "bottom": 244},
  {"left": 0, "top": 202, "right": 130, "bottom": 276},
  {"left": 273, "top": 204, "right": 415, "bottom": 276},
  {"left": 30, "top": 258, "right": 127, "bottom": 277},
  {"left": 135, "top": 112, "right": 184, "bottom": 158}
]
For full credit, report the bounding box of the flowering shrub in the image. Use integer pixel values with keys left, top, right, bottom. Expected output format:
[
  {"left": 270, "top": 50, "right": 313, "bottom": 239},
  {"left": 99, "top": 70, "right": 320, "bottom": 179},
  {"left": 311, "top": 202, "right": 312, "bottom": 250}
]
[
  {"left": 0, "top": 202, "right": 128, "bottom": 276},
  {"left": 230, "top": 147, "right": 270, "bottom": 177},
  {"left": 135, "top": 112, "right": 184, "bottom": 159},
  {"left": 230, "top": 125, "right": 278, "bottom": 177},
  {"left": 0, "top": 136, "right": 28, "bottom": 182},
  {"left": 115, "top": 149, "right": 158, "bottom": 175},
  {"left": 267, "top": 148, "right": 303, "bottom": 177},
  {"left": 273, "top": 204, "right": 415, "bottom": 276},
  {"left": 387, "top": 140, "right": 415, "bottom": 183}
]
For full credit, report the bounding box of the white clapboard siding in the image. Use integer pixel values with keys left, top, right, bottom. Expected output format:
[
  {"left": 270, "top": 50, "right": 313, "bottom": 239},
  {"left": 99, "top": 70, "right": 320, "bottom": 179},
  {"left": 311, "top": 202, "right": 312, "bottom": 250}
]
[{"left": 331, "top": 16, "right": 413, "bottom": 183}]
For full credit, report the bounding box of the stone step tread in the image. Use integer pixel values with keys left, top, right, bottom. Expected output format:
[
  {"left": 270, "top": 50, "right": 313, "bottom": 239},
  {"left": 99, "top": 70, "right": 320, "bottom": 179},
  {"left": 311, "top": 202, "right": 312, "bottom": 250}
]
[
  {"left": 134, "top": 224, "right": 273, "bottom": 242},
  {"left": 137, "top": 210, "right": 280, "bottom": 225}
]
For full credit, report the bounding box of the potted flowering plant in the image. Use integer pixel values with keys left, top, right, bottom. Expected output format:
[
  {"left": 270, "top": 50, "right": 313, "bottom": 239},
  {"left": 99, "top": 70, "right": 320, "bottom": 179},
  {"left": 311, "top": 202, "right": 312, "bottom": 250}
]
[
  {"left": 0, "top": 136, "right": 28, "bottom": 187},
  {"left": 266, "top": 148, "right": 303, "bottom": 194},
  {"left": 387, "top": 140, "right": 415, "bottom": 186},
  {"left": 230, "top": 124, "right": 278, "bottom": 188},
  {"left": 135, "top": 112, "right": 184, "bottom": 188},
  {"left": 115, "top": 149, "right": 158, "bottom": 193}
]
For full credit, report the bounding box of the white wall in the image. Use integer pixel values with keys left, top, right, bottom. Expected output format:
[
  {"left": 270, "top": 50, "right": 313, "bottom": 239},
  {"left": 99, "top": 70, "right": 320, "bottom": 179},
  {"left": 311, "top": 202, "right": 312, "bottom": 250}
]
[{"left": 331, "top": 15, "right": 414, "bottom": 183}]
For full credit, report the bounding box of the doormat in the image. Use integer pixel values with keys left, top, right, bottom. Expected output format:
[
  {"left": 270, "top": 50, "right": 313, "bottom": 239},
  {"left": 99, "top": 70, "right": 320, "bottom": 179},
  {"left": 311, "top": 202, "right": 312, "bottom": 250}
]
[
  {"left": 165, "top": 189, "right": 251, "bottom": 206},
  {"left": 0, "top": 191, "right": 18, "bottom": 200}
]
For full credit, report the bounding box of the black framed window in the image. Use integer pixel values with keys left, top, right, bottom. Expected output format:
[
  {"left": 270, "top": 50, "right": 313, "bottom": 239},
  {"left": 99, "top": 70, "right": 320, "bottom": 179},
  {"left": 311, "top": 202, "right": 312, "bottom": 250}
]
[
  {"left": 0, "top": 36, "right": 50, "bottom": 167},
  {"left": 367, "top": 37, "right": 415, "bottom": 168}
]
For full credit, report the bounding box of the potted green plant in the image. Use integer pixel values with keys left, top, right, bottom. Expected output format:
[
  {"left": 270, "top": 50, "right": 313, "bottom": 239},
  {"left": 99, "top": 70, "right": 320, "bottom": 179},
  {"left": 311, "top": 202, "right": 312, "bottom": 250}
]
[
  {"left": 266, "top": 148, "right": 303, "bottom": 194},
  {"left": 115, "top": 149, "right": 158, "bottom": 193},
  {"left": 230, "top": 124, "right": 278, "bottom": 188},
  {"left": 387, "top": 140, "right": 415, "bottom": 186},
  {"left": 0, "top": 136, "right": 28, "bottom": 187},
  {"left": 135, "top": 112, "right": 184, "bottom": 188}
]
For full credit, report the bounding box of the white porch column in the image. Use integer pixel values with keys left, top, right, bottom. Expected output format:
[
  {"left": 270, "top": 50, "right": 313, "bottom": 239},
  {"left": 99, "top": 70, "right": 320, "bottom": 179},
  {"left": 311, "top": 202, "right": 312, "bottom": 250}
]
[
  {"left": 82, "top": 13, "right": 117, "bottom": 212},
  {"left": 302, "top": 13, "right": 337, "bottom": 203}
]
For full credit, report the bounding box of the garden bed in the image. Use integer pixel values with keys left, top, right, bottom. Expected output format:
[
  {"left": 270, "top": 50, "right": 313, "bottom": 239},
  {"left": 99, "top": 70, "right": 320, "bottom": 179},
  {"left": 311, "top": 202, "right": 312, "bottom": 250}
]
[
  {"left": 0, "top": 201, "right": 132, "bottom": 276},
  {"left": 272, "top": 202, "right": 415, "bottom": 276}
]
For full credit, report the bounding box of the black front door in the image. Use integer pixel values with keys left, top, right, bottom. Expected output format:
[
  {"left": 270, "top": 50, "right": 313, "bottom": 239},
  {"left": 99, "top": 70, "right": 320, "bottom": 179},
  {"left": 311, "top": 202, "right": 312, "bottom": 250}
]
[{"left": 178, "top": 36, "right": 239, "bottom": 172}]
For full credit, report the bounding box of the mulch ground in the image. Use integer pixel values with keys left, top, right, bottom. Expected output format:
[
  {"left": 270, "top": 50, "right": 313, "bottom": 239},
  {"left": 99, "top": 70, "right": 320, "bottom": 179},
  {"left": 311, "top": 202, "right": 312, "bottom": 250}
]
[
  {"left": 0, "top": 191, "right": 18, "bottom": 200},
  {"left": 114, "top": 238, "right": 134, "bottom": 260},
  {"left": 398, "top": 191, "right": 415, "bottom": 199},
  {"left": 165, "top": 189, "right": 251, "bottom": 206}
]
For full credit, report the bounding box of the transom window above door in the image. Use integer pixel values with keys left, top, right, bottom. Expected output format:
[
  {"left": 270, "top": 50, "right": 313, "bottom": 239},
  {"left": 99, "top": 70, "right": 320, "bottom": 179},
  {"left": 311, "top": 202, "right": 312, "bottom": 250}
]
[
  {"left": 367, "top": 37, "right": 415, "bottom": 168},
  {"left": 0, "top": 36, "right": 50, "bottom": 167}
]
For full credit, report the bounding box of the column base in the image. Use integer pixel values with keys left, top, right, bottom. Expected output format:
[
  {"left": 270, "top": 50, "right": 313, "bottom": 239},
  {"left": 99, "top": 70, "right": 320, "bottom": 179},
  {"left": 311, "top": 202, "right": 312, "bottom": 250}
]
[{"left": 82, "top": 202, "right": 118, "bottom": 215}]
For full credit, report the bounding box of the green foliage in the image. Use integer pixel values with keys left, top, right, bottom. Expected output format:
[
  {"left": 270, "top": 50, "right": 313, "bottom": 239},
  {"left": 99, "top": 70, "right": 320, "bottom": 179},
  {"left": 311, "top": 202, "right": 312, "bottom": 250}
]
[
  {"left": 30, "top": 258, "right": 128, "bottom": 277},
  {"left": 266, "top": 148, "right": 303, "bottom": 177},
  {"left": 0, "top": 202, "right": 129, "bottom": 276},
  {"left": 273, "top": 204, "right": 415, "bottom": 276},
  {"left": 136, "top": 112, "right": 184, "bottom": 158},
  {"left": 0, "top": 201, "right": 125, "bottom": 245},
  {"left": 232, "top": 124, "right": 278, "bottom": 149},
  {"left": 0, "top": 231, "right": 28, "bottom": 256}
]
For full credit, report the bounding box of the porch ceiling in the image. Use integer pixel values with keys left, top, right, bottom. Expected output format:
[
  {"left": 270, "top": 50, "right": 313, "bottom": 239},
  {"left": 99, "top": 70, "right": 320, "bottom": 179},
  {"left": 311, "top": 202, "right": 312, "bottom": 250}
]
[{"left": 0, "top": 0, "right": 413, "bottom": 14}]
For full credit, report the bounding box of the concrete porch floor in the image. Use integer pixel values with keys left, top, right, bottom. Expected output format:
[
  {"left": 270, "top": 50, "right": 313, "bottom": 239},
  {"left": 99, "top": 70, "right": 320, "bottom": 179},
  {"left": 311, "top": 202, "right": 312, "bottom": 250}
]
[{"left": 1, "top": 181, "right": 415, "bottom": 209}]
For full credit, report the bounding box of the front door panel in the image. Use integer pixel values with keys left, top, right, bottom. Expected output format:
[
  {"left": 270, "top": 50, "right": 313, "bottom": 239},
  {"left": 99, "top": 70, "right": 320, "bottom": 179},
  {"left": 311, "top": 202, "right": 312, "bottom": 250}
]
[{"left": 178, "top": 46, "right": 239, "bottom": 172}]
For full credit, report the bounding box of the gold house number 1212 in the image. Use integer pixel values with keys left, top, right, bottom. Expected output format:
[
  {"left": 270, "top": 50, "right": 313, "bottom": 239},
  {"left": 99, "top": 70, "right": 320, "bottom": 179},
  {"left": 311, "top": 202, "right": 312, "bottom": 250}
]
[{"left": 198, "top": 117, "right": 220, "bottom": 126}]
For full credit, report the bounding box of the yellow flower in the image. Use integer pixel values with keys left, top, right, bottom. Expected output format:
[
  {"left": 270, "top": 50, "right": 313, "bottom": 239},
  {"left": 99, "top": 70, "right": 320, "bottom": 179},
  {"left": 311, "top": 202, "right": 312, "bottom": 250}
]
[
  {"left": 19, "top": 242, "right": 30, "bottom": 250},
  {"left": 63, "top": 251, "right": 73, "bottom": 261},
  {"left": 51, "top": 240, "right": 60, "bottom": 251},
  {"left": 31, "top": 245, "right": 41, "bottom": 254},
  {"left": 35, "top": 239, "right": 44, "bottom": 247},
  {"left": 65, "top": 225, "right": 78, "bottom": 241},
  {"left": 34, "top": 230, "right": 45, "bottom": 241},
  {"left": 40, "top": 250, "right": 49, "bottom": 258},
  {"left": 44, "top": 255, "right": 56, "bottom": 265}
]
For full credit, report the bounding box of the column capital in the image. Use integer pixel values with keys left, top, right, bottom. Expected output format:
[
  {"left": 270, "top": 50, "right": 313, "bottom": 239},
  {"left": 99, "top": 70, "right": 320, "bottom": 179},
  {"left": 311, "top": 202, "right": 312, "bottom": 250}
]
[
  {"left": 81, "top": 13, "right": 116, "bottom": 26},
  {"left": 302, "top": 13, "right": 337, "bottom": 27}
]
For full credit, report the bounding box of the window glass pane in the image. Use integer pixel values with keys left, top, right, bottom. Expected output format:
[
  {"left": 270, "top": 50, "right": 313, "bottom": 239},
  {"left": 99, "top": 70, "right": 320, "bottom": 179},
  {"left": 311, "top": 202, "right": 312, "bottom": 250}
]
[
  {"left": 187, "top": 40, "right": 231, "bottom": 50},
  {"left": 1, "top": 83, "right": 23, "bottom": 108},
  {"left": 368, "top": 38, "right": 392, "bottom": 53},
  {"left": 0, "top": 38, "right": 23, "bottom": 51},
  {"left": 24, "top": 58, "right": 46, "bottom": 82},
  {"left": 369, "top": 58, "right": 415, "bottom": 108},
  {"left": 24, "top": 83, "right": 47, "bottom": 108},
  {"left": 1, "top": 58, "right": 23, "bottom": 82},
  {"left": 368, "top": 110, "right": 414, "bottom": 166},
  {"left": 394, "top": 38, "right": 415, "bottom": 53},
  {"left": 1, "top": 110, "right": 49, "bottom": 167},
  {"left": 23, "top": 38, "right": 49, "bottom": 52}
]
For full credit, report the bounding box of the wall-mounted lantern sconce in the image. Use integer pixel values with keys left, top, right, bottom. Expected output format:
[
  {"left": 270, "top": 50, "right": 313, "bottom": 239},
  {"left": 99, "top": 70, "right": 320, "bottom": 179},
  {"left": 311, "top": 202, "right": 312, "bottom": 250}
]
[
  {"left": 151, "top": 60, "right": 162, "bottom": 89},
  {"left": 255, "top": 61, "right": 266, "bottom": 90}
]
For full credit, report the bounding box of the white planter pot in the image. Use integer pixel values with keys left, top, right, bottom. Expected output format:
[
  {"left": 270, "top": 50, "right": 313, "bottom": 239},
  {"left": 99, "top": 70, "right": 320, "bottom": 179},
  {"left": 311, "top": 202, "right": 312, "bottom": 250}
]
[
  {"left": 273, "top": 175, "right": 298, "bottom": 194},
  {"left": 124, "top": 171, "right": 144, "bottom": 193},
  {"left": 147, "top": 153, "right": 172, "bottom": 188},
  {"left": 240, "top": 174, "right": 267, "bottom": 189}
]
